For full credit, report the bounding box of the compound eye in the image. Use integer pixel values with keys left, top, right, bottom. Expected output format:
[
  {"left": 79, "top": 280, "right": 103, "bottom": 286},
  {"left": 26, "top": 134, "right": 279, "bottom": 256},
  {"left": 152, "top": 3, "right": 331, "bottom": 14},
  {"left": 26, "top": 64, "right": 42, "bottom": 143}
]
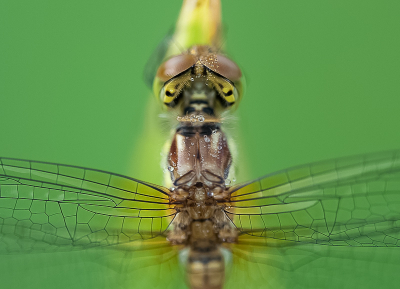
[
  {"left": 156, "top": 54, "right": 197, "bottom": 82},
  {"left": 200, "top": 54, "right": 242, "bottom": 82}
]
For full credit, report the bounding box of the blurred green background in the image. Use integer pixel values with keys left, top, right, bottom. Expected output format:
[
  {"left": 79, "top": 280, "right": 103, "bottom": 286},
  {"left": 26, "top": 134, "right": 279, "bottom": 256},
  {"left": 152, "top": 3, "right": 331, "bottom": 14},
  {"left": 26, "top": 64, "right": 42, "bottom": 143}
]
[{"left": 1, "top": 0, "right": 400, "bottom": 288}]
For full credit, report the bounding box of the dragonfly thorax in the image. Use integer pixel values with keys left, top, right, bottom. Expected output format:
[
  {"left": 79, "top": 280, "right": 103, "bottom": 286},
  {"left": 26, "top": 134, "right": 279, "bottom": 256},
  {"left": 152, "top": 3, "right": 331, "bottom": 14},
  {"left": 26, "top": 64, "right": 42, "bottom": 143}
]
[
  {"left": 167, "top": 124, "right": 232, "bottom": 188},
  {"left": 170, "top": 183, "right": 230, "bottom": 205}
]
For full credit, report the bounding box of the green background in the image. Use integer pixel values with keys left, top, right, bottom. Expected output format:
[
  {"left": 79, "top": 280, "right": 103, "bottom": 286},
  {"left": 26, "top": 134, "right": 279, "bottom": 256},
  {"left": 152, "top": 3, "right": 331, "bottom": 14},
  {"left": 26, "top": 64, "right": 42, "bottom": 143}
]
[{"left": 1, "top": 0, "right": 400, "bottom": 288}]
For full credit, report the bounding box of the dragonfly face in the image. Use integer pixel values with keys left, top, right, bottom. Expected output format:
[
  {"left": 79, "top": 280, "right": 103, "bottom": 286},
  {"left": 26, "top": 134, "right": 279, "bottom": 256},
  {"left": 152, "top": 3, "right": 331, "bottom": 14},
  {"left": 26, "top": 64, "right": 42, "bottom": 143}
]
[{"left": 154, "top": 45, "right": 243, "bottom": 114}]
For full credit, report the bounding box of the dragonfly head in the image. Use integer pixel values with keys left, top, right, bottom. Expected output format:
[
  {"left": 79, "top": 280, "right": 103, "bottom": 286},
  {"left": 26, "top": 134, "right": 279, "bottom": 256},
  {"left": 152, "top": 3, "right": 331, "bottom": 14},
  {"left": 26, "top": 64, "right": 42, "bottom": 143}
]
[{"left": 153, "top": 45, "right": 244, "bottom": 115}]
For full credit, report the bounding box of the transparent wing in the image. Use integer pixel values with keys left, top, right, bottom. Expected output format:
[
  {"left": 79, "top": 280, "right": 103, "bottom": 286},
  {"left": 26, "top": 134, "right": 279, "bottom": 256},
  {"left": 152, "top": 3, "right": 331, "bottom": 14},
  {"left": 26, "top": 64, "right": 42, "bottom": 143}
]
[
  {"left": 225, "top": 151, "right": 400, "bottom": 247},
  {"left": 143, "top": 27, "right": 175, "bottom": 88},
  {"left": 0, "top": 157, "right": 175, "bottom": 253}
]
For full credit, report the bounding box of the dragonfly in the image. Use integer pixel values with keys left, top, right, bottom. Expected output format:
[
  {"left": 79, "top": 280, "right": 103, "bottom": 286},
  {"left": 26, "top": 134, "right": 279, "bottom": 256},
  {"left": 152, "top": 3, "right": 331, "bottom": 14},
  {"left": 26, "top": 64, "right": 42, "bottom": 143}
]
[{"left": 1, "top": 1, "right": 400, "bottom": 289}]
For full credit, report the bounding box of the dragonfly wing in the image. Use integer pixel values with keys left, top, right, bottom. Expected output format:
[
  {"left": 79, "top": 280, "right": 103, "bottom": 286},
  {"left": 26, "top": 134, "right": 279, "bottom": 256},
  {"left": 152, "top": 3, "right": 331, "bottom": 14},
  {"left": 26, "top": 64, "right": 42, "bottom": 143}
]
[
  {"left": 0, "top": 157, "right": 175, "bottom": 253},
  {"left": 142, "top": 27, "right": 175, "bottom": 89},
  {"left": 225, "top": 151, "right": 400, "bottom": 247}
]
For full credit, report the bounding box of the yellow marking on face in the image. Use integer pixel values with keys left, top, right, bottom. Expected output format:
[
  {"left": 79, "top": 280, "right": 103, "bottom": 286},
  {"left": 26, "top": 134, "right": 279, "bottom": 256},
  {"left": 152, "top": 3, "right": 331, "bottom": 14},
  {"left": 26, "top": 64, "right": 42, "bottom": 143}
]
[
  {"left": 206, "top": 71, "right": 236, "bottom": 104},
  {"left": 162, "top": 71, "right": 192, "bottom": 104}
]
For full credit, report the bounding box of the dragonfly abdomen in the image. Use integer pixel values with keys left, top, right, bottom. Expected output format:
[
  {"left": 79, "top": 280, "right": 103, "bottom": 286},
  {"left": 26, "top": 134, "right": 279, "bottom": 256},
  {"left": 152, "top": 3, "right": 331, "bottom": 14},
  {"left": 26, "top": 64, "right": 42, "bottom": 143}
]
[
  {"left": 186, "top": 242, "right": 225, "bottom": 289},
  {"left": 174, "top": 213, "right": 234, "bottom": 289}
]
